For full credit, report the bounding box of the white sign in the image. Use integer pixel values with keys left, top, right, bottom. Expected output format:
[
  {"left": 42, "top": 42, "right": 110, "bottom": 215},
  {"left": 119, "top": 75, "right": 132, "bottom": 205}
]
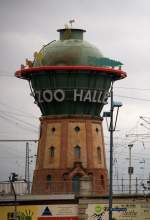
[{"left": 34, "top": 89, "right": 109, "bottom": 105}]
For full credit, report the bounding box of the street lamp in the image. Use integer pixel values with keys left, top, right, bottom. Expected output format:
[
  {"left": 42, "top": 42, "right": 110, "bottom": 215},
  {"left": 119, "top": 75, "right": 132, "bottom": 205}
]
[
  {"left": 103, "top": 82, "right": 123, "bottom": 220},
  {"left": 128, "top": 144, "right": 133, "bottom": 195}
]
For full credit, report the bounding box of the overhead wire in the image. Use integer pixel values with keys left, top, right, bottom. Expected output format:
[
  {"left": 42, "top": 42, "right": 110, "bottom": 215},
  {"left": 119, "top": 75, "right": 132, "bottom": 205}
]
[
  {"left": 0, "top": 111, "right": 38, "bottom": 130},
  {"left": 114, "top": 86, "right": 150, "bottom": 91},
  {"left": 114, "top": 95, "right": 150, "bottom": 102},
  {"left": 0, "top": 109, "right": 38, "bottom": 119},
  {"left": 0, "top": 114, "right": 38, "bottom": 133},
  {"left": 0, "top": 101, "right": 38, "bottom": 119}
]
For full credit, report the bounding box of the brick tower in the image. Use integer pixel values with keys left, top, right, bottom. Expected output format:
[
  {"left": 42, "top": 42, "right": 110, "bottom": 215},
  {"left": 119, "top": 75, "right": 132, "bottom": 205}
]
[{"left": 15, "top": 27, "right": 126, "bottom": 195}]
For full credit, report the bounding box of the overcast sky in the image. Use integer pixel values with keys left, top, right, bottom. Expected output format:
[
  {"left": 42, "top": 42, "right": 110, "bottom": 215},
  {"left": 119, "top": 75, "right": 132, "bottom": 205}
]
[{"left": 0, "top": 0, "right": 150, "bottom": 190}]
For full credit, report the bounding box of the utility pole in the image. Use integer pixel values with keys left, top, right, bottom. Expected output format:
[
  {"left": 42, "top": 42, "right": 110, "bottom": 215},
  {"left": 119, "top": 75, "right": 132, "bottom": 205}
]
[
  {"left": 109, "top": 83, "right": 114, "bottom": 220},
  {"left": 128, "top": 144, "right": 133, "bottom": 195},
  {"left": 103, "top": 82, "right": 123, "bottom": 220},
  {"left": 0, "top": 139, "right": 38, "bottom": 194},
  {"left": 9, "top": 173, "right": 18, "bottom": 220},
  {"left": 25, "top": 142, "right": 30, "bottom": 194}
]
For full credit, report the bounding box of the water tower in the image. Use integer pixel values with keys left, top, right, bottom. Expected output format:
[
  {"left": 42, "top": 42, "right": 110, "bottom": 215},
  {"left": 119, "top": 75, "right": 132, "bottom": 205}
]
[{"left": 16, "top": 26, "right": 126, "bottom": 195}]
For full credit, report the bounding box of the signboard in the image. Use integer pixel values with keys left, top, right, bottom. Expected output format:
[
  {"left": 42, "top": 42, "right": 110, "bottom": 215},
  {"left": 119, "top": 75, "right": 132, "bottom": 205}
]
[
  {"left": 0, "top": 204, "right": 78, "bottom": 220},
  {"left": 1, "top": 202, "right": 150, "bottom": 220},
  {"left": 112, "top": 207, "right": 127, "bottom": 212},
  {"left": 34, "top": 89, "right": 109, "bottom": 105},
  {"left": 86, "top": 203, "right": 150, "bottom": 220}
]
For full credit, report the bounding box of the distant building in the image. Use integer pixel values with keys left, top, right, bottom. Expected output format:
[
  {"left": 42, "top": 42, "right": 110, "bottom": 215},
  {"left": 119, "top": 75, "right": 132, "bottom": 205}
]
[{"left": 0, "top": 181, "right": 28, "bottom": 195}]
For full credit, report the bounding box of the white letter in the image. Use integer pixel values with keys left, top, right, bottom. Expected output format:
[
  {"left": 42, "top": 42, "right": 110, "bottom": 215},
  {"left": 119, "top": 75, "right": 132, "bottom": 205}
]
[
  {"left": 91, "top": 90, "right": 97, "bottom": 103},
  {"left": 54, "top": 89, "right": 65, "bottom": 102},
  {"left": 83, "top": 90, "right": 92, "bottom": 102},
  {"left": 102, "top": 91, "right": 110, "bottom": 104},
  {"left": 97, "top": 91, "right": 103, "bottom": 103},
  {"left": 74, "top": 89, "right": 83, "bottom": 101},
  {"left": 43, "top": 90, "right": 53, "bottom": 102},
  {"left": 35, "top": 90, "right": 44, "bottom": 103}
]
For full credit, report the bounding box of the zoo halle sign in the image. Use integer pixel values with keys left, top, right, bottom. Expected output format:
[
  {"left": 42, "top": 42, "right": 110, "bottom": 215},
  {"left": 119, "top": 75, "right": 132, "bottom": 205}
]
[{"left": 35, "top": 89, "right": 110, "bottom": 104}]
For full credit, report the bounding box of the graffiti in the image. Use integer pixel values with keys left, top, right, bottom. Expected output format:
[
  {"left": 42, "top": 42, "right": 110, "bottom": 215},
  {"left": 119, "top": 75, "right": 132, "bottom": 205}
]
[
  {"left": 90, "top": 205, "right": 109, "bottom": 220},
  {"left": 19, "top": 209, "right": 33, "bottom": 220},
  {"left": 34, "top": 51, "right": 44, "bottom": 65}
]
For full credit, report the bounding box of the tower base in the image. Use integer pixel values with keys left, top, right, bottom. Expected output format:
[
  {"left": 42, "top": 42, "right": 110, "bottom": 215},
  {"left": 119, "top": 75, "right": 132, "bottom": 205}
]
[{"left": 32, "top": 115, "right": 108, "bottom": 195}]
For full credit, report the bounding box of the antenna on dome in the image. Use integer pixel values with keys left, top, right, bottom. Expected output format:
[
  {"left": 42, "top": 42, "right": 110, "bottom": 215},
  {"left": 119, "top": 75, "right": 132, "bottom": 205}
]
[{"left": 69, "top": 19, "right": 75, "bottom": 27}]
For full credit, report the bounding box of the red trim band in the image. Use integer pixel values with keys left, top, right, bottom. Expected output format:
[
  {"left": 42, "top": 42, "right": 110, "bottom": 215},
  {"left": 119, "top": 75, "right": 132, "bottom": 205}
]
[{"left": 15, "top": 65, "right": 127, "bottom": 79}]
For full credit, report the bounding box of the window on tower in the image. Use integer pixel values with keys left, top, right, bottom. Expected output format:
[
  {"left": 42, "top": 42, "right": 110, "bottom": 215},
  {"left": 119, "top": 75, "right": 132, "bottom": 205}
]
[
  {"left": 96, "top": 127, "right": 99, "bottom": 133},
  {"left": 74, "top": 126, "right": 80, "bottom": 132},
  {"left": 49, "top": 146, "right": 55, "bottom": 158},
  {"left": 97, "top": 146, "right": 101, "bottom": 162},
  {"left": 101, "top": 174, "right": 104, "bottom": 188},
  {"left": 74, "top": 145, "right": 81, "bottom": 159},
  {"left": 47, "top": 175, "right": 52, "bottom": 182},
  {"left": 51, "top": 127, "right": 56, "bottom": 133}
]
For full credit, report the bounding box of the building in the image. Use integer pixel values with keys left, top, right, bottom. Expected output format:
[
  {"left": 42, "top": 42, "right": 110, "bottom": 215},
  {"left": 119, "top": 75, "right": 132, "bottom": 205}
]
[{"left": 15, "top": 27, "right": 126, "bottom": 195}]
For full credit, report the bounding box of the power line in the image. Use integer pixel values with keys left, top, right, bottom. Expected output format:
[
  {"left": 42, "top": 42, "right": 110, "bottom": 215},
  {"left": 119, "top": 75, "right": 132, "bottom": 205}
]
[
  {"left": 0, "top": 75, "right": 13, "bottom": 77},
  {"left": 115, "top": 95, "right": 150, "bottom": 102},
  {"left": 0, "top": 102, "right": 38, "bottom": 118},
  {"left": 0, "top": 110, "right": 38, "bottom": 119},
  {"left": 0, "top": 114, "right": 38, "bottom": 133},
  {"left": 1, "top": 111, "right": 38, "bottom": 129},
  {"left": 0, "top": 139, "right": 38, "bottom": 142},
  {"left": 115, "top": 86, "right": 150, "bottom": 91}
]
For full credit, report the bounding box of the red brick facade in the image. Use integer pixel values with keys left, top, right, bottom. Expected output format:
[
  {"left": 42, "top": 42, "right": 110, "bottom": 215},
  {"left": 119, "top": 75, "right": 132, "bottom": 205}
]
[{"left": 32, "top": 115, "right": 108, "bottom": 195}]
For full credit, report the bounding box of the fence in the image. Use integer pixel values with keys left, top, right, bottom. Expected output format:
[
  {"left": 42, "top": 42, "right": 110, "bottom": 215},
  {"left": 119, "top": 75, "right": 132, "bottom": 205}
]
[
  {"left": 0, "top": 178, "right": 150, "bottom": 196},
  {"left": 112, "top": 177, "right": 150, "bottom": 195}
]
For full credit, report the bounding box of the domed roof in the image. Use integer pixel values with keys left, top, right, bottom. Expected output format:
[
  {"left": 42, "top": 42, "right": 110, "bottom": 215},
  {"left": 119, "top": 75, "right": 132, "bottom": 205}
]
[{"left": 33, "top": 28, "right": 103, "bottom": 67}]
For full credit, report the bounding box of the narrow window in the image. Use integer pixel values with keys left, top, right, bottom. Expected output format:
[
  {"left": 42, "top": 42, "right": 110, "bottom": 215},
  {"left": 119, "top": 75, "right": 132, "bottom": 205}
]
[
  {"left": 97, "top": 146, "right": 101, "bottom": 161},
  {"left": 72, "top": 174, "right": 81, "bottom": 193},
  {"left": 74, "top": 145, "right": 81, "bottom": 159},
  {"left": 101, "top": 175, "right": 104, "bottom": 187},
  {"left": 49, "top": 146, "right": 55, "bottom": 158},
  {"left": 47, "top": 175, "right": 52, "bottom": 182},
  {"left": 96, "top": 127, "right": 99, "bottom": 133},
  {"left": 51, "top": 127, "right": 56, "bottom": 133}
]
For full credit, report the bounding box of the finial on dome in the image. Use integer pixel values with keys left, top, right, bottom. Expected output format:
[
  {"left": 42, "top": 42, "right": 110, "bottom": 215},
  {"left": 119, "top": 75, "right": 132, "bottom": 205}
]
[{"left": 69, "top": 19, "right": 75, "bottom": 27}]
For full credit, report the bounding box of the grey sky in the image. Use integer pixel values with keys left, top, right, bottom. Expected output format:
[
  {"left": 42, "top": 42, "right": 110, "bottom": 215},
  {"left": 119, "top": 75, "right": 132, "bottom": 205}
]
[{"left": 0, "top": 0, "right": 150, "bottom": 184}]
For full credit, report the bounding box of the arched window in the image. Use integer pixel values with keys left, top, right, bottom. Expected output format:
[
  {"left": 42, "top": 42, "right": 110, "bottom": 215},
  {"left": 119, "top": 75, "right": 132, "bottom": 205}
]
[
  {"left": 97, "top": 146, "right": 101, "bottom": 162},
  {"left": 101, "top": 175, "right": 104, "bottom": 187},
  {"left": 49, "top": 146, "right": 55, "bottom": 158},
  {"left": 96, "top": 127, "right": 99, "bottom": 133},
  {"left": 47, "top": 175, "right": 52, "bottom": 182},
  {"left": 74, "top": 145, "right": 81, "bottom": 159},
  {"left": 51, "top": 127, "right": 56, "bottom": 133}
]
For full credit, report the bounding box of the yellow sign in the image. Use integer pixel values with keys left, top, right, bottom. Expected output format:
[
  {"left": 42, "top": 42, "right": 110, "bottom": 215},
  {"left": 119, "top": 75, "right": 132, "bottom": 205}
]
[
  {"left": 0, "top": 204, "right": 78, "bottom": 220},
  {"left": 86, "top": 203, "right": 150, "bottom": 220}
]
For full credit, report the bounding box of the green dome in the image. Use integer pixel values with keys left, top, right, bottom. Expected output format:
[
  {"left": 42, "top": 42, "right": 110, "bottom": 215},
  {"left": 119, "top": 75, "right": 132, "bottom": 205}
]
[
  {"left": 33, "top": 28, "right": 103, "bottom": 67},
  {"left": 15, "top": 28, "right": 126, "bottom": 117}
]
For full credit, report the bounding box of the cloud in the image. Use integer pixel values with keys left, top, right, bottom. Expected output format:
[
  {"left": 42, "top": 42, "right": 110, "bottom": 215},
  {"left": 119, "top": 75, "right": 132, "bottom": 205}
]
[{"left": 0, "top": 0, "right": 150, "bottom": 181}]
